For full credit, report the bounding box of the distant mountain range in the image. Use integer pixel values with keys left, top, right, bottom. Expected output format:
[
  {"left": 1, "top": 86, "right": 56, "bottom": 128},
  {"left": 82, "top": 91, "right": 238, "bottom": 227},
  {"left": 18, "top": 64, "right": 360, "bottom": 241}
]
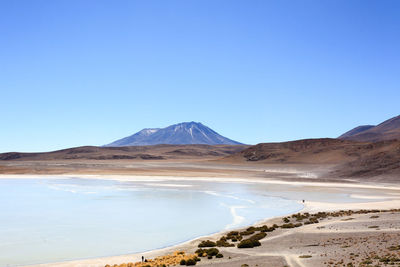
[
  {"left": 0, "top": 144, "right": 248, "bottom": 161},
  {"left": 339, "top": 115, "right": 400, "bottom": 142},
  {"left": 105, "top": 122, "right": 243, "bottom": 146},
  {"left": 1, "top": 117, "right": 400, "bottom": 179}
]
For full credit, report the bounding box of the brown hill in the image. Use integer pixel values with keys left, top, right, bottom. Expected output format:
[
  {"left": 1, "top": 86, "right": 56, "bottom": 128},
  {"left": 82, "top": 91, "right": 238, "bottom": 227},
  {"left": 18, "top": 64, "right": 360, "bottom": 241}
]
[
  {"left": 339, "top": 125, "right": 375, "bottom": 139},
  {"left": 228, "top": 138, "right": 363, "bottom": 164},
  {"left": 333, "top": 140, "right": 400, "bottom": 178},
  {"left": 0, "top": 144, "right": 248, "bottom": 161},
  {"left": 339, "top": 115, "right": 400, "bottom": 142},
  {"left": 225, "top": 138, "right": 400, "bottom": 178}
]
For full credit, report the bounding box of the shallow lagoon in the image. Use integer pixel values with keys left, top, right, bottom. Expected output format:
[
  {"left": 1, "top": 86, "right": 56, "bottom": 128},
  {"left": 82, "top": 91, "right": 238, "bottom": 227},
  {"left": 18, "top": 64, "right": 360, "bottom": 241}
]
[
  {"left": 0, "top": 177, "right": 387, "bottom": 266},
  {"left": 0, "top": 178, "right": 304, "bottom": 266}
]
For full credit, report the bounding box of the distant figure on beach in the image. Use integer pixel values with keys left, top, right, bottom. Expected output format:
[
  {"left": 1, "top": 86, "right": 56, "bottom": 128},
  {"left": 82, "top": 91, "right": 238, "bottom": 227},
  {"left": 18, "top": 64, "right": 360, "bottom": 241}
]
[
  {"left": 302, "top": 199, "right": 305, "bottom": 203},
  {"left": 142, "top": 256, "right": 144, "bottom": 262}
]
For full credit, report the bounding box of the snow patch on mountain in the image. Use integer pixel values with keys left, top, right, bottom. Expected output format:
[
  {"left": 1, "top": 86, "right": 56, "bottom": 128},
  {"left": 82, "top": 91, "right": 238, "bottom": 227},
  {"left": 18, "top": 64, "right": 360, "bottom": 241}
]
[{"left": 105, "top": 122, "right": 242, "bottom": 146}]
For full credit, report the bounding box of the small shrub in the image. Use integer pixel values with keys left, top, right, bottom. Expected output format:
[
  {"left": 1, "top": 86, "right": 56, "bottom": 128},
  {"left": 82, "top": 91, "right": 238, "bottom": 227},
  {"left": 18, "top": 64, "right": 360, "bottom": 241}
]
[
  {"left": 361, "top": 259, "right": 372, "bottom": 264},
  {"left": 379, "top": 257, "right": 390, "bottom": 263},
  {"left": 206, "top": 248, "right": 219, "bottom": 256},
  {"left": 195, "top": 248, "right": 204, "bottom": 256},
  {"left": 388, "top": 245, "right": 400, "bottom": 251},
  {"left": 180, "top": 259, "right": 186, "bottom": 265},
  {"left": 196, "top": 248, "right": 220, "bottom": 257},
  {"left": 341, "top": 217, "right": 354, "bottom": 221},
  {"left": 237, "top": 239, "right": 261, "bottom": 248},
  {"left": 226, "top": 231, "right": 240, "bottom": 240},
  {"left": 227, "top": 231, "right": 239, "bottom": 235},
  {"left": 185, "top": 258, "right": 196, "bottom": 266},
  {"left": 240, "top": 230, "right": 255, "bottom": 236},
  {"left": 299, "top": 255, "right": 312, "bottom": 258},
  {"left": 198, "top": 240, "right": 216, "bottom": 247},
  {"left": 207, "top": 256, "right": 212, "bottom": 259},
  {"left": 260, "top": 225, "right": 275, "bottom": 232},
  {"left": 216, "top": 239, "right": 234, "bottom": 247},
  {"left": 249, "top": 232, "right": 267, "bottom": 241},
  {"left": 281, "top": 223, "right": 295, "bottom": 229},
  {"left": 216, "top": 253, "right": 223, "bottom": 258}
]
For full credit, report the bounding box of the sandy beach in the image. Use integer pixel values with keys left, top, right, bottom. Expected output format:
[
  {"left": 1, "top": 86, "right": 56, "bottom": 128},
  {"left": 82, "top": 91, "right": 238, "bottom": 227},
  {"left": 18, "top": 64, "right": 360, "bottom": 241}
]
[{"left": 2, "top": 173, "right": 396, "bottom": 267}]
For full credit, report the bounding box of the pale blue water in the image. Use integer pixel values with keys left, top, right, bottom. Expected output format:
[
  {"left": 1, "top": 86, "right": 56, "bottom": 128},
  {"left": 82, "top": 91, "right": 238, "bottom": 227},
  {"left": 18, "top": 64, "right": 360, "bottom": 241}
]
[{"left": 0, "top": 178, "right": 305, "bottom": 266}]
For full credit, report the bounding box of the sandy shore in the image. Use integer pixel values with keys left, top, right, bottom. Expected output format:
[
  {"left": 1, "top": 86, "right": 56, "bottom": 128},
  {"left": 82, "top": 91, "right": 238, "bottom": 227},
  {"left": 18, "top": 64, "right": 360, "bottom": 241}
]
[{"left": 2, "top": 173, "right": 394, "bottom": 267}]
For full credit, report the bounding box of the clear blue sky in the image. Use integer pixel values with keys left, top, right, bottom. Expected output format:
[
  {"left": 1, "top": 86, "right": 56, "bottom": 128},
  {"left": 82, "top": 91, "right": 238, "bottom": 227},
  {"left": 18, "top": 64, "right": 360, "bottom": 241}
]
[{"left": 1, "top": 0, "right": 399, "bottom": 152}]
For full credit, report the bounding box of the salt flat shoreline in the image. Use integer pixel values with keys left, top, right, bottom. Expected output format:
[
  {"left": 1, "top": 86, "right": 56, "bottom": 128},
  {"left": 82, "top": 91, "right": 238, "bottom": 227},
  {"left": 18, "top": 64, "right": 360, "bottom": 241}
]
[
  {"left": 2, "top": 173, "right": 400, "bottom": 190},
  {"left": 3, "top": 174, "right": 399, "bottom": 267}
]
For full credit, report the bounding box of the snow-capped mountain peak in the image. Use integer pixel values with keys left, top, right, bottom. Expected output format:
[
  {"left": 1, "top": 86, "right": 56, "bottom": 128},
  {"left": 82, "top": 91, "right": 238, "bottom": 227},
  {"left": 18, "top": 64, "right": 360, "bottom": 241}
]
[{"left": 105, "top": 122, "right": 242, "bottom": 146}]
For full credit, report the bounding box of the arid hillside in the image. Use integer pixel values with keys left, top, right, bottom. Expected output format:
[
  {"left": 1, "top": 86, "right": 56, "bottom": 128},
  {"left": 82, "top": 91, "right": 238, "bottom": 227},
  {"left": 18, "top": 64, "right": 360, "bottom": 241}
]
[
  {"left": 0, "top": 144, "right": 248, "bottom": 161},
  {"left": 339, "top": 115, "right": 400, "bottom": 142},
  {"left": 224, "top": 138, "right": 400, "bottom": 179},
  {"left": 227, "top": 138, "right": 359, "bottom": 164}
]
